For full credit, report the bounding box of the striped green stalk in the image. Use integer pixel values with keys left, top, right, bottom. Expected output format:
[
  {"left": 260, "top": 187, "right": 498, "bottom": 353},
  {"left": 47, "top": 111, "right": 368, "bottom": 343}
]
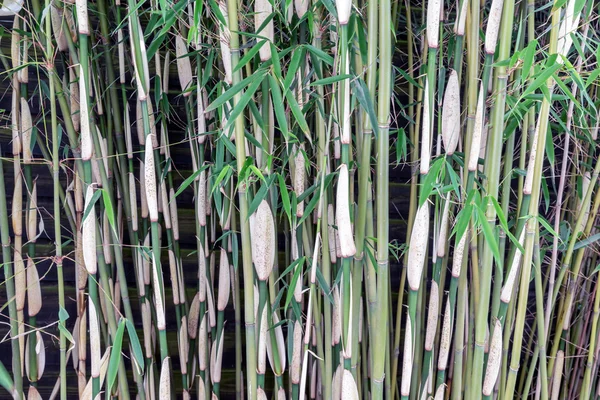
[{"left": 371, "top": 0, "right": 391, "bottom": 395}]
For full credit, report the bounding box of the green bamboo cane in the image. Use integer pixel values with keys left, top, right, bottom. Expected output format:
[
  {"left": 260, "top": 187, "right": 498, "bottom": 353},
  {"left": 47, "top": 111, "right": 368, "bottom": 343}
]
[
  {"left": 372, "top": 0, "right": 391, "bottom": 394},
  {"left": 503, "top": 8, "right": 562, "bottom": 398},
  {"left": 470, "top": 0, "right": 513, "bottom": 397},
  {"left": 44, "top": 5, "right": 68, "bottom": 395},
  {"left": 0, "top": 150, "right": 23, "bottom": 399},
  {"left": 224, "top": 0, "right": 258, "bottom": 395}
]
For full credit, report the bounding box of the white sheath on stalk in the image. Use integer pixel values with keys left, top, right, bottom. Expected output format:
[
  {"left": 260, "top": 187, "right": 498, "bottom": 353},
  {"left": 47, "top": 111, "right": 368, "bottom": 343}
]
[
  {"left": 169, "top": 188, "right": 179, "bottom": 240},
  {"left": 198, "top": 316, "right": 207, "bottom": 371},
  {"left": 80, "top": 66, "right": 92, "bottom": 161},
  {"left": 210, "top": 333, "right": 224, "bottom": 384},
  {"left": 89, "top": 300, "right": 101, "bottom": 378},
  {"left": 217, "top": 249, "right": 230, "bottom": 311},
  {"left": 551, "top": 351, "right": 564, "bottom": 400},
  {"left": 144, "top": 139, "right": 159, "bottom": 222},
  {"left": 152, "top": 255, "right": 166, "bottom": 330},
  {"left": 454, "top": 0, "right": 468, "bottom": 35},
  {"left": 332, "top": 287, "right": 341, "bottom": 345},
  {"left": 335, "top": 0, "right": 351, "bottom": 25},
  {"left": 436, "top": 199, "right": 451, "bottom": 258},
  {"left": 218, "top": 0, "right": 232, "bottom": 84},
  {"left": 426, "top": 0, "right": 441, "bottom": 48},
  {"left": 179, "top": 322, "right": 189, "bottom": 374},
  {"left": 328, "top": 204, "right": 337, "bottom": 264},
  {"left": 26, "top": 182, "right": 37, "bottom": 243},
  {"left": 341, "top": 369, "right": 359, "bottom": 399},
  {"left": 75, "top": 0, "right": 89, "bottom": 34},
  {"left": 295, "top": 0, "right": 309, "bottom": 18},
  {"left": 482, "top": 320, "right": 502, "bottom": 396},
  {"left": 11, "top": 89, "right": 20, "bottom": 156},
  {"left": 407, "top": 202, "right": 429, "bottom": 290},
  {"left": 175, "top": 34, "right": 193, "bottom": 95},
  {"left": 291, "top": 320, "right": 302, "bottom": 384},
  {"left": 437, "top": 299, "right": 451, "bottom": 370},
  {"left": 250, "top": 200, "right": 276, "bottom": 280},
  {"left": 255, "top": 0, "right": 274, "bottom": 60},
  {"left": 420, "top": 79, "right": 431, "bottom": 174},
  {"left": 14, "top": 252, "right": 25, "bottom": 312},
  {"left": 401, "top": 316, "right": 413, "bottom": 396},
  {"left": 20, "top": 98, "right": 32, "bottom": 164},
  {"left": 424, "top": 281, "right": 439, "bottom": 350},
  {"left": 0, "top": 0, "right": 23, "bottom": 15},
  {"left": 26, "top": 257, "right": 41, "bottom": 317},
  {"left": 50, "top": 5, "right": 67, "bottom": 52},
  {"left": 468, "top": 85, "right": 485, "bottom": 172},
  {"left": 198, "top": 245, "right": 206, "bottom": 303},
  {"left": 294, "top": 148, "right": 305, "bottom": 217},
  {"left": 82, "top": 186, "right": 97, "bottom": 274},
  {"left": 160, "top": 182, "right": 171, "bottom": 228},
  {"left": 500, "top": 229, "right": 525, "bottom": 303},
  {"left": 159, "top": 357, "right": 171, "bottom": 399},
  {"left": 129, "top": 173, "right": 138, "bottom": 232},
  {"left": 441, "top": 70, "right": 460, "bottom": 155},
  {"left": 336, "top": 164, "right": 356, "bottom": 257},
  {"left": 197, "top": 170, "right": 207, "bottom": 226},
  {"left": 12, "top": 169, "right": 22, "bottom": 236},
  {"left": 484, "top": 0, "right": 504, "bottom": 54},
  {"left": 197, "top": 87, "right": 207, "bottom": 143}
]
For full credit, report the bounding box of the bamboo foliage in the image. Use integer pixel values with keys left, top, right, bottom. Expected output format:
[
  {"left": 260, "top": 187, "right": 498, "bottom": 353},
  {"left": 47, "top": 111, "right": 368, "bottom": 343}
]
[{"left": 1, "top": 0, "right": 600, "bottom": 399}]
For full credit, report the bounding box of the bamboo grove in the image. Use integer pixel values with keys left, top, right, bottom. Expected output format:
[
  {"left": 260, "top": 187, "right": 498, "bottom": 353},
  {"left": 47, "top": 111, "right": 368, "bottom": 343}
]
[{"left": 0, "top": 0, "right": 600, "bottom": 396}]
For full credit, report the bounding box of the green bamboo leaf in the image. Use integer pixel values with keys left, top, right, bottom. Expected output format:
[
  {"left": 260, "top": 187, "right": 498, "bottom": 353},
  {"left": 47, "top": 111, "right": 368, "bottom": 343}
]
[
  {"left": 534, "top": 215, "right": 561, "bottom": 242},
  {"left": 278, "top": 173, "right": 292, "bottom": 227},
  {"left": 270, "top": 43, "right": 283, "bottom": 81},
  {"left": 0, "top": 360, "right": 13, "bottom": 395},
  {"left": 175, "top": 165, "right": 210, "bottom": 198},
  {"left": 107, "top": 319, "right": 126, "bottom": 394},
  {"left": 101, "top": 189, "right": 116, "bottom": 232},
  {"left": 309, "top": 74, "right": 352, "bottom": 86},
  {"left": 285, "top": 260, "right": 304, "bottom": 311},
  {"left": 276, "top": 256, "right": 305, "bottom": 284},
  {"left": 315, "top": 267, "right": 334, "bottom": 304},
  {"left": 58, "top": 307, "right": 75, "bottom": 346},
  {"left": 82, "top": 189, "right": 102, "bottom": 223},
  {"left": 283, "top": 47, "right": 305, "bottom": 91},
  {"left": 585, "top": 68, "right": 600, "bottom": 88},
  {"left": 248, "top": 175, "right": 275, "bottom": 217},
  {"left": 208, "top": 0, "right": 228, "bottom": 26},
  {"left": 304, "top": 44, "right": 334, "bottom": 66},
  {"left": 212, "top": 165, "right": 232, "bottom": 195},
  {"left": 476, "top": 207, "right": 502, "bottom": 268},
  {"left": 446, "top": 159, "right": 462, "bottom": 201},
  {"left": 489, "top": 196, "right": 524, "bottom": 253},
  {"left": 224, "top": 74, "right": 266, "bottom": 133},
  {"left": 284, "top": 87, "right": 310, "bottom": 141},
  {"left": 233, "top": 40, "right": 266, "bottom": 73},
  {"left": 352, "top": 78, "right": 379, "bottom": 136},
  {"left": 573, "top": 233, "right": 600, "bottom": 250},
  {"left": 520, "top": 62, "right": 561, "bottom": 99},
  {"left": 125, "top": 319, "right": 145, "bottom": 374},
  {"left": 419, "top": 157, "right": 444, "bottom": 206},
  {"left": 206, "top": 73, "right": 258, "bottom": 113},
  {"left": 521, "top": 39, "right": 537, "bottom": 79},
  {"left": 268, "top": 74, "right": 290, "bottom": 139}
]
